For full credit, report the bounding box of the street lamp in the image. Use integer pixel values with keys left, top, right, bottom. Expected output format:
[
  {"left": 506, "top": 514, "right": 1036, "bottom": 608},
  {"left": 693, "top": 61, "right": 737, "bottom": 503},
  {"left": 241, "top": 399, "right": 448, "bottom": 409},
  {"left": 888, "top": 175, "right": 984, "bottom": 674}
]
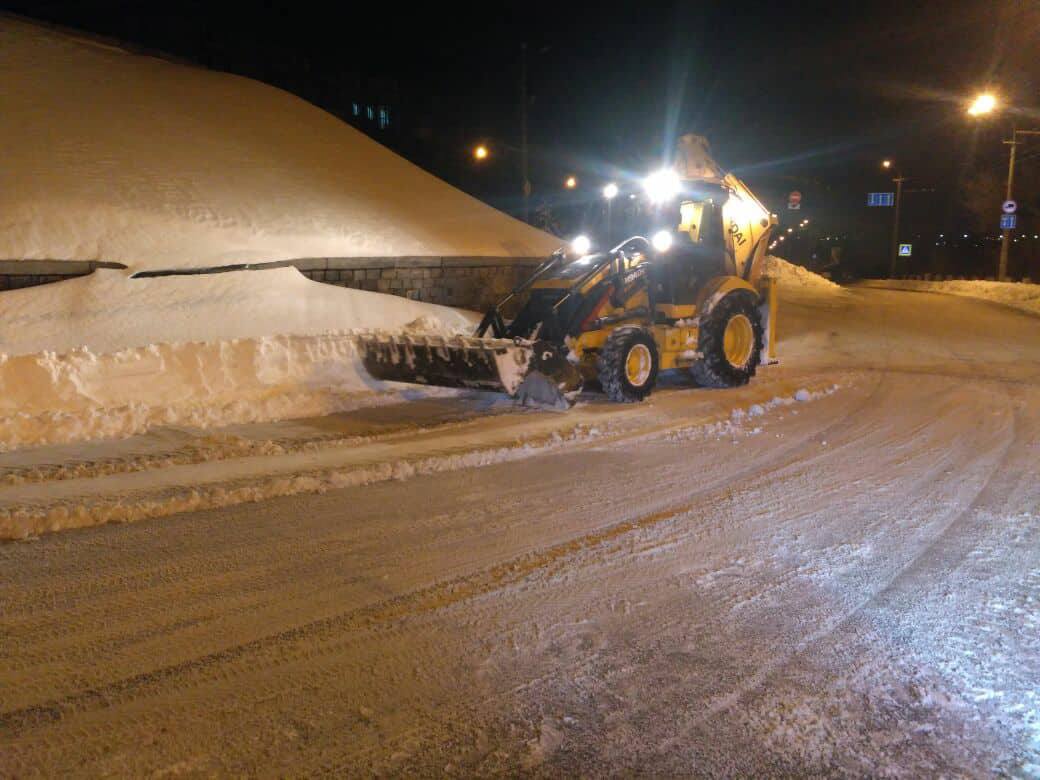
[
  {"left": 967, "top": 93, "right": 997, "bottom": 117},
  {"left": 967, "top": 91, "right": 1039, "bottom": 280},
  {"left": 602, "top": 183, "right": 618, "bottom": 244},
  {"left": 883, "top": 160, "right": 907, "bottom": 278},
  {"left": 473, "top": 144, "right": 489, "bottom": 161},
  {"left": 565, "top": 175, "right": 578, "bottom": 189}
]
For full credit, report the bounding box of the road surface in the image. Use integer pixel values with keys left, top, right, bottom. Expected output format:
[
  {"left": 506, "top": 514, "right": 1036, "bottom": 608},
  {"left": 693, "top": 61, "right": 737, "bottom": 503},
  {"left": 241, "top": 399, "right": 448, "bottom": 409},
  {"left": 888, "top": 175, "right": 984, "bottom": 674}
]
[{"left": 2, "top": 285, "right": 1039, "bottom": 776}]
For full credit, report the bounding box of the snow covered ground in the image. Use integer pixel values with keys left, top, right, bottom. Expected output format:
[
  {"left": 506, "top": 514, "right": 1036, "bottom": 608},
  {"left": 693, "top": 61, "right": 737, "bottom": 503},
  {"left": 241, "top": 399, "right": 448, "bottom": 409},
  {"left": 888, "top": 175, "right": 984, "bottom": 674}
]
[
  {"left": 2, "top": 277, "right": 1039, "bottom": 775},
  {"left": 0, "top": 17, "right": 558, "bottom": 268},
  {"left": 860, "top": 278, "right": 1040, "bottom": 318}
]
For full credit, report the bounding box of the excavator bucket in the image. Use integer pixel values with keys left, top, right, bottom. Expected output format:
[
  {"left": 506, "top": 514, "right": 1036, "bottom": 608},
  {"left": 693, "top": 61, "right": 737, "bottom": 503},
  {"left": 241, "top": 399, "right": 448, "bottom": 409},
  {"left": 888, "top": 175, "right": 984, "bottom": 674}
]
[{"left": 357, "top": 333, "right": 583, "bottom": 408}]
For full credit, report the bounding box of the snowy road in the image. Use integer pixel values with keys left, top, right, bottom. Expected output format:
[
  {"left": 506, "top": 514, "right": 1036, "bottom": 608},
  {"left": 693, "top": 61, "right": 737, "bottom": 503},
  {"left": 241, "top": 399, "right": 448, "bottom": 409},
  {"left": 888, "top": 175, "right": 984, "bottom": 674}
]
[{"left": 2, "top": 287, "right": 1040, "bottom": 775}]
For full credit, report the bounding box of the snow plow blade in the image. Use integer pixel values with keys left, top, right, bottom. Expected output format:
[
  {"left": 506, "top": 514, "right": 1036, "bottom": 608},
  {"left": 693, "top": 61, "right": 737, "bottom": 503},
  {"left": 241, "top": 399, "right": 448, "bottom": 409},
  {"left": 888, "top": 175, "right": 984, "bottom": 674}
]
[{"left": 357, "top": 334, "right": 583, "bottom": 408}]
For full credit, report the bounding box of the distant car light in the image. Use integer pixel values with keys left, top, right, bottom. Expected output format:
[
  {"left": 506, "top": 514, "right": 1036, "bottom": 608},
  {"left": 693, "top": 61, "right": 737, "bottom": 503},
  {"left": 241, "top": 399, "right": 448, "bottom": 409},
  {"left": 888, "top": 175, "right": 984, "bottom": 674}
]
[{"left": 651, "top": 230, "right": 673, "bottom": 252}]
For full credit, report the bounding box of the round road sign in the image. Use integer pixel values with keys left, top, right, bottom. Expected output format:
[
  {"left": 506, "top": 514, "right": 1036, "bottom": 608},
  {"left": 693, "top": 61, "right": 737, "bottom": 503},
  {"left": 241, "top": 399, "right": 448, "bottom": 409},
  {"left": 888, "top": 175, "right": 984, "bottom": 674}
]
[{"left": 1002, "top": 200, "right": 1017, "bottom": 214}]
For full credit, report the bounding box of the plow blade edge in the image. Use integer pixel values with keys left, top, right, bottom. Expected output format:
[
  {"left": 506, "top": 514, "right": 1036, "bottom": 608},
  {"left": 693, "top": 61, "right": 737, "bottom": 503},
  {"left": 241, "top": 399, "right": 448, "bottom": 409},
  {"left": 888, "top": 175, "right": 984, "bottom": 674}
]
[{"left": 357, "top": 334, "right": 582, "bottom": 407}]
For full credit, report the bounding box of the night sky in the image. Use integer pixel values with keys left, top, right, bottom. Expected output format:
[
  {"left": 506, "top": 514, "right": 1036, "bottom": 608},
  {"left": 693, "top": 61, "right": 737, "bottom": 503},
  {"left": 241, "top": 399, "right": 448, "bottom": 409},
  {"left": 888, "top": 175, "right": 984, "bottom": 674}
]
[{"left": 6, "top": 0, "right": 1040, "bottom": 275}]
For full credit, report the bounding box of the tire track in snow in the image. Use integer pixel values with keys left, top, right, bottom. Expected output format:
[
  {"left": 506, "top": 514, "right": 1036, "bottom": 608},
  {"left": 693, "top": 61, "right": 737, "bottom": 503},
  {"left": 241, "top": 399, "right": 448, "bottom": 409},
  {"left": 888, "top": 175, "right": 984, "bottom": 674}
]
[{"left": 0, "top": 377, "right": 874, "bottom": 738}]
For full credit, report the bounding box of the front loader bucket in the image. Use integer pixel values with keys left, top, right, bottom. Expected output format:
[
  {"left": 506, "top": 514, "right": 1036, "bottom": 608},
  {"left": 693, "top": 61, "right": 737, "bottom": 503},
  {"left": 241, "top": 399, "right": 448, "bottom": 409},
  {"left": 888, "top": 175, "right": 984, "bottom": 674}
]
[{"left": 357, "top": 334, "right": 582, "bottom": 408}]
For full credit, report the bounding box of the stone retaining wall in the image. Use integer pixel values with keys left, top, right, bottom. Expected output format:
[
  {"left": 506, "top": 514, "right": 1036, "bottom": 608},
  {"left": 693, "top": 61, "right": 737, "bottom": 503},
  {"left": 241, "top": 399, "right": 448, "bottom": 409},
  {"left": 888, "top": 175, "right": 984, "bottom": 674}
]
[
  {"left": 293, "top": 257, "right": 543, "bottom": 310},
  {"left": 0, "top": 261, "right": 125, "bottom": 291},
  {"left": 0, "top": 257, "right": 544, "bottom": 311}
]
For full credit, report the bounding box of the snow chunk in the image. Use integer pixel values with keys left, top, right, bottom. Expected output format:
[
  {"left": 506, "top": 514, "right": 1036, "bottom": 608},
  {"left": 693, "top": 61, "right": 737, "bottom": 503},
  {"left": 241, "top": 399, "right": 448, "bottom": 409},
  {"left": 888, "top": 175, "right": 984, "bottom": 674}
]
[{"left": 795, "top": 389, "right": 812, "bottom": 402}]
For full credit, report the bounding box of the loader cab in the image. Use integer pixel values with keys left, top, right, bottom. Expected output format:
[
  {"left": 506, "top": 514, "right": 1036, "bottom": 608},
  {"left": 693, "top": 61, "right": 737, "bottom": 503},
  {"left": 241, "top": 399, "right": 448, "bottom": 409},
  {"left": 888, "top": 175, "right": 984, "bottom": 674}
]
[{"left": 653, "top": 194, "right": 731, "bottom": 308}]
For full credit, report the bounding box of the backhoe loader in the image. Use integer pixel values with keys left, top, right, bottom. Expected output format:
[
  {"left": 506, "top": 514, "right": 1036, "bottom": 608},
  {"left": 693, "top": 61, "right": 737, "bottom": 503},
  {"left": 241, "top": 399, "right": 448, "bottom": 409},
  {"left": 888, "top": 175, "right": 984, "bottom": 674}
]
[{"left": 358, "top": 134, "right": 777, "bottom": 406}]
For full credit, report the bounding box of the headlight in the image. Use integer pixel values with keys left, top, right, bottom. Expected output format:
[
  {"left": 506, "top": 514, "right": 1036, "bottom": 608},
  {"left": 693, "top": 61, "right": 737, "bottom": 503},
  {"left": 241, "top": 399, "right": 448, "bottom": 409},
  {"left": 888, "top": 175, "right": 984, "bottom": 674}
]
[
  {"left": 571, "top": 235, "right": 592, "bottom": 255},
  {"left": 652, "top": 230, "right": 673, "bottom": 252},
  {"left": 643, "top": 169, "right": 681, "bottom": 203}
]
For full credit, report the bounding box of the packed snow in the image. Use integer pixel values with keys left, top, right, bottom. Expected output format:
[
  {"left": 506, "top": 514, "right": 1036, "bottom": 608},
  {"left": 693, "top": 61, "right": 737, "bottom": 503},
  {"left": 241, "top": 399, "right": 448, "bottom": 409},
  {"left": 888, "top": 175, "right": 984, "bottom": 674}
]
[
  {"left": 0, "top": 267, "right": 475, "bottom": 450},
  {"left": 0, "top": 266, "right": 472, "bottom": 356},
  {"left": 3, "top": 267, "right": 1040, "bottom": 775},
  {"left": 860, "top": 278, "right": 1040, "bottom": 318},
  {"left": 0, "top": 17, "right": 558, "bottom": 269}
]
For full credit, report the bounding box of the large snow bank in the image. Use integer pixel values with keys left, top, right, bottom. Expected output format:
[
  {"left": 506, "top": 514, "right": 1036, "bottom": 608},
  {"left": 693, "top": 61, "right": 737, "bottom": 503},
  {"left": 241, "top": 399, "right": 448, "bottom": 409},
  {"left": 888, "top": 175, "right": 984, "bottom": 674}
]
[
  {"left": 0, "top": 267, "right": 476, "bottom": 449},
  {"left": 860, "top": 279, "right": 1040, "bottom": 318},
  {"left": 0, "top": 266, "right": 471, "bottom": 356},
  {"left": 0, "top": 17, "right": 559, "bottom": 269}
]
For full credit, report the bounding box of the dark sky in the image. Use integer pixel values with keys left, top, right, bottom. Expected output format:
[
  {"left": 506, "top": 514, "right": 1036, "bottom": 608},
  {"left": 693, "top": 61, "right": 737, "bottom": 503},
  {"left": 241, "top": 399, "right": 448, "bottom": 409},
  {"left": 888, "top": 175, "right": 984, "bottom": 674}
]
[{"left": 6, "top": 0, "right": 1040, "bottom": 267}]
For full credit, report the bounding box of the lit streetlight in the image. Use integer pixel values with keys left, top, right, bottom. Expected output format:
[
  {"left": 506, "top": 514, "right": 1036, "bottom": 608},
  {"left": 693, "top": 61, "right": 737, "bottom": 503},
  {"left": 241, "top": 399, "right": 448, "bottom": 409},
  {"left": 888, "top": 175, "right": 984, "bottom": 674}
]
[
  {"left": 473, "top": 145, "right": 489, "bottom": 161},
  {"left": 967, "top": 91, "right": 1039, "bottom": 280},
  {"left": 882, "top": 159, "right": 907, "bottom": 278},
  {"left": 602, "top": 183, "right": 619, "bottom": 199},
  {"left": 565, "top": 175, "right": 578, "bottom": 189},
  {"left": 967, "top": 93, "right": 997, "bottom": 117}
]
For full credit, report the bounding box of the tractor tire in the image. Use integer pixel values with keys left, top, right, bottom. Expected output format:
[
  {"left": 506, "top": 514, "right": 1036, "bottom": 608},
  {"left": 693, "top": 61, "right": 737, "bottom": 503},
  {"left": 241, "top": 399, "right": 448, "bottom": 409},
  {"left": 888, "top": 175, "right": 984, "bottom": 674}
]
[
  {"left": 690, "top": 292, "right": 763, "bottom": 388},
  {"left": 597, "top": 326, "right": 660, "bottom": 403}
]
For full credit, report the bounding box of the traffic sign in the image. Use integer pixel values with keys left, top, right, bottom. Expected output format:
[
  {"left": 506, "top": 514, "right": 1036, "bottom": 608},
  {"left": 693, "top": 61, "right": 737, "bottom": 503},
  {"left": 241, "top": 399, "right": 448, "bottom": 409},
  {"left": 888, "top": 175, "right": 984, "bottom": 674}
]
[
  {"left": 788, "top": 191, "right": 802, "bottom": 210},
  {"left": 1000, "top": 213, "right": 1017, "bottom": 230},
  {"left": 898, "top": 244, "right": 912, "bottom": 257},
  {"left": 1002, "top": 200, "right": 1017, "bottom": 214},
  {"left": 868, "top": 192, "right": 895, "bottom": 207}
]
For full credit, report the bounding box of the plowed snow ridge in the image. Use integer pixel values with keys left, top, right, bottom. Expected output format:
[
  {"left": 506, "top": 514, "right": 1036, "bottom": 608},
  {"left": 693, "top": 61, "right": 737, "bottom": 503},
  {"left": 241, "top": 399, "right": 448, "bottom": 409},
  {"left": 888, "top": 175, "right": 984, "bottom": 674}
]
[{"left": 0, "top": 385, "right": 840, "bottom": 539}]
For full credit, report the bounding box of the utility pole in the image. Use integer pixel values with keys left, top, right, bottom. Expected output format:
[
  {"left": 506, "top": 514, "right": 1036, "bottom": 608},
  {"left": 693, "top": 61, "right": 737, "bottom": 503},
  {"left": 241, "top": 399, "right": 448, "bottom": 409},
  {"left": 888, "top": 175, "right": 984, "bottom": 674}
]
[
  {"left": 889, "top": 175, "right": 906, "bottom": 278},
  {"left": 520, "top": 42, "right": 530, "bottom": 224},
  {"left": 999, "top": 129, "right": 1040, "bottom": 281}
]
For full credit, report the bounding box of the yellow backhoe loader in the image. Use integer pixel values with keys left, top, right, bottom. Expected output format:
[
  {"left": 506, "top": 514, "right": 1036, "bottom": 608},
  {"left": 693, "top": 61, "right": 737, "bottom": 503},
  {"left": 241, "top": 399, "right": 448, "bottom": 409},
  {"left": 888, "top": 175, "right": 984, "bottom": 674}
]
[{"left": 359, "top": 134, "right": 777, "bottom": 406}]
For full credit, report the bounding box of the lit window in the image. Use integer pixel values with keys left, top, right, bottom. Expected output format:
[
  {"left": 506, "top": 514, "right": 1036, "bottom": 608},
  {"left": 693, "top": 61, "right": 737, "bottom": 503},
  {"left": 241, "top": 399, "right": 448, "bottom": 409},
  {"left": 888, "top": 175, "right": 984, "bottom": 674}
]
[
  {"left": 378, "top": 106, "right": 391, "bottom": 129},
  {"left": 366, "top": 106, "right": 375, "bottom": 120},
  {"left": 352, "top": 102, "right": 360, "bottom": 116}
]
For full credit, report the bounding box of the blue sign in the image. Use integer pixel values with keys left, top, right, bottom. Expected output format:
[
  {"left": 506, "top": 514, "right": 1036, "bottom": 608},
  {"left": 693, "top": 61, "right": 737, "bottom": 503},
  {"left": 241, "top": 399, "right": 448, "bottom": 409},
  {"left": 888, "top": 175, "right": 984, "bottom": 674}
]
[
  {"left": 868, "top": 192, "right": 895, "bottom": 207},
  {"left": 898, "top": 244, "right": 912, "bottom": 257},
  {"left": 1000, "top": 213, "right": 1017, "bottom": 230}
]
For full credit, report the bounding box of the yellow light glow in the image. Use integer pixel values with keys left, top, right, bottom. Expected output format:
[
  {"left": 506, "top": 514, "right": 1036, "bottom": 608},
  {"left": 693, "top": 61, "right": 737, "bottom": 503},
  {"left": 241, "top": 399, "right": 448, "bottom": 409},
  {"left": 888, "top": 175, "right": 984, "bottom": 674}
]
[
  {"left": 565, "top": 176, "right": 578, "bottom": 189},
  {"left": 968, "top": 93, "right": 997, "bottom": 117},
  {"left": 882, "top": 160, "right": 892, "bottom": 169},
  {"left": 474, "top": 145, "right": 489, "bottom": 160}
]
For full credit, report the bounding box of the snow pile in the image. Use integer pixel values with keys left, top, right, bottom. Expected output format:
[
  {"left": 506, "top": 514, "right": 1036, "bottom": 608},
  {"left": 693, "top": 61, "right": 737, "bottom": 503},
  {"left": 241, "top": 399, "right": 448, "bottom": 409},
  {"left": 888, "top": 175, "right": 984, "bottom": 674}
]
[
  {"left": 766, "top": 256, "right": 845, "bottom": 296},
  {"left": 862, "top": 279, "right": 1040, "bottom": 318},
  {"left": 0, "top": 266, "right": 472, "bottom": 356},
  {"left": 0, "top": 267, "right": 476, "bottom": 449},
  {"left": 0, "top": 17, "right": 558, "bottom": 269}
]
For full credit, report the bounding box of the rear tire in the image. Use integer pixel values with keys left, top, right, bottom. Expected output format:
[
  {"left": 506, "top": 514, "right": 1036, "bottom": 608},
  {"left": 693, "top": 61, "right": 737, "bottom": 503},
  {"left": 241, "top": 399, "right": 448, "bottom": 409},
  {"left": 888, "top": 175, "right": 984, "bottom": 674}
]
[
  {"left": 691, "top": 292, "right": 763, "bottom": 388},
  {"left": 597, "top": 326, "right": 659, "bottom": 402}
]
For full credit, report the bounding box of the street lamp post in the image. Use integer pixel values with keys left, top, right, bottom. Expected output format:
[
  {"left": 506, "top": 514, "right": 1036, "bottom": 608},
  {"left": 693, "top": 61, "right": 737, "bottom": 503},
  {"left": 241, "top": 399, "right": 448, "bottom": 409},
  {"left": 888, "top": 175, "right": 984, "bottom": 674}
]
[
  {"left": 998, "top": 129, "right": 1040, "bottom": 281},
  {"left": 602, "top": 182, "right": 618, "bottom": 245},
  {"left": 883, "top": 161, "right": 907, "bottom": 278},
  {"left": 520, "top": 42, "right": 530, "bottom": 224},
  {"left": 966, "top": 93, "right": 1039, "bottom": 281}
]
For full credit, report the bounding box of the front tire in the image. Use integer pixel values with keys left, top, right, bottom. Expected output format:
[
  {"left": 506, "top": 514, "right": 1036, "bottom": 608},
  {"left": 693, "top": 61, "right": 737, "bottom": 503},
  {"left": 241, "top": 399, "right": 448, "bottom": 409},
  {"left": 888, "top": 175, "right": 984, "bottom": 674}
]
[
  {"left": 597, "top": 326, "right": 659, "bottom": 402},
  {"left": 691, "top": 292, "right": 763, "bottom": 388}
]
